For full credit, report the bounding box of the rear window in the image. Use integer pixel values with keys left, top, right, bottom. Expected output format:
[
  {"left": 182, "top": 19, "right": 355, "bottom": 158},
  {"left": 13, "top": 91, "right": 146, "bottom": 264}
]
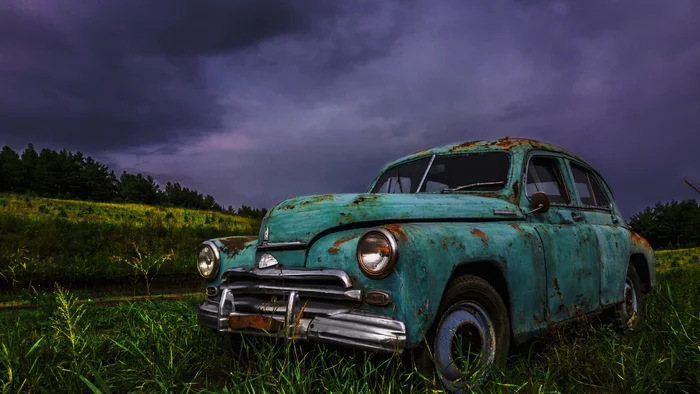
[{"left": 570, "top": 163, "right": 610, "bottom": 208}]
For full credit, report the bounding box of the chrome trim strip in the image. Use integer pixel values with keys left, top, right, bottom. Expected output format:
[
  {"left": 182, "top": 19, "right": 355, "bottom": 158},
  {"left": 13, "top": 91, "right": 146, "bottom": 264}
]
[
  {"left": 222, "top": 267, "right": 354, "bottom": 288},
  {"left": 416, "top": 154, "right": 436, "bottom": 193},
  {"left": 257, "top": 241, "right": 308, "bottom": 251},
  {"left": 224, "top": 282, "right": 362, "bottom": 301}
]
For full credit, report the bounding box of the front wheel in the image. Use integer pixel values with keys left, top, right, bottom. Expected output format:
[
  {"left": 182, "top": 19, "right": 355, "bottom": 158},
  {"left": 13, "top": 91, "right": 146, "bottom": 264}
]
[{"left": 432, "top": 275, "right": 510, "bottom": 391}]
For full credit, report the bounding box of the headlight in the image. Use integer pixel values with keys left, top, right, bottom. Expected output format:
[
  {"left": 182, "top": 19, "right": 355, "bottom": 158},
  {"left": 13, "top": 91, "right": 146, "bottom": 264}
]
[
  {"left": 357, "top": 228, "right": 398, "bottom": 279},
  {"left": 197, "top": 241, "right": 220, "bottom": 279}
]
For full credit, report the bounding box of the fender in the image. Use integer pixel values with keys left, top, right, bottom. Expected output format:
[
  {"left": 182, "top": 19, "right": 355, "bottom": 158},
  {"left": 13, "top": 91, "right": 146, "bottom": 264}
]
[{"left": 305, "top": 221, "right": 546, "bottom": 347}]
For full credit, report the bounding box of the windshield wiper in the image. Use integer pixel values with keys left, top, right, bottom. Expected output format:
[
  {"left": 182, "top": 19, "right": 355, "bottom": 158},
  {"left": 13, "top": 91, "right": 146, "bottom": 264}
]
[{"left": 440, "top": 181, "right": 505, "bottom": 193}]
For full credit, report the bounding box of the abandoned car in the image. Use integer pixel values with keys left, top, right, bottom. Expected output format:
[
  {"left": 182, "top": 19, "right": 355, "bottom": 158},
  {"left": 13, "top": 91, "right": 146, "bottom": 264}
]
[{"left": 196, "top": 137, "right": 655, "bottom": 389}]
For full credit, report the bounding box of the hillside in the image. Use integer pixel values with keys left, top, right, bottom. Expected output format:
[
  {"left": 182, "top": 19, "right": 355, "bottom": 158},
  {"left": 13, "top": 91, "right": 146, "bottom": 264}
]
[{"left": 0, "top": 193, "right": 260, "bottom": 289}]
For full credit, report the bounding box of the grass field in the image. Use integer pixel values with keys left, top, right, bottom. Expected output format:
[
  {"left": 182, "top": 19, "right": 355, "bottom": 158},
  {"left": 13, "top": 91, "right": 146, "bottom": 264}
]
[
  {"left": 655, "top": 247, "right": 700, "bottom": 271},
  {"left": 1, "top": 252, "right": 698, "bottom": 393},
  {"left": 0, "top": 193, "right": 260, "bottom": 289}
]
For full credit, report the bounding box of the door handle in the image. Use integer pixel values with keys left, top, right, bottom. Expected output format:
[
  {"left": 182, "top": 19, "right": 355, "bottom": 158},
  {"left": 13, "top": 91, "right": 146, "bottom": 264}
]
[{"left": 572, "top": 212, "right": 584, "bottom": 222}]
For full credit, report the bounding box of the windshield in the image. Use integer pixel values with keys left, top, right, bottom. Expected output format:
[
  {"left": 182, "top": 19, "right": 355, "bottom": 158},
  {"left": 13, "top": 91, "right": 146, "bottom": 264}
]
[{"left": 370, "top": 152, "right": 510, "bottom": 194}]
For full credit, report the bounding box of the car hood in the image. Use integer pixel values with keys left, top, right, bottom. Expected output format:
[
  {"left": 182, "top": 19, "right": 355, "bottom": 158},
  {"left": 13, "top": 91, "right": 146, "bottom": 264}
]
[{"left": 257, "top": 193, "right": 523, "bottom": 245}]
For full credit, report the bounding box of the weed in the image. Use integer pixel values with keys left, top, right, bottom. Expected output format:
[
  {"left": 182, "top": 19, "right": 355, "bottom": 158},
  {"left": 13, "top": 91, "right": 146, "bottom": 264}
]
[{"left": 110, "top": 242, "right": 175, "bottom": 298}]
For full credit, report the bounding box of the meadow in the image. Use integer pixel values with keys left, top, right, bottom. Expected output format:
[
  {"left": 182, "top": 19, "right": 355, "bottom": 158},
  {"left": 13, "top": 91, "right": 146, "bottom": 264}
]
[
  {"left": 0, "top": 193, "right": 259, "bottom": 292},
  {"left": 0, "top": 194, "right": 698, "bottom": 393},
  {"left": 0, "top": 256, "right": 698, "bottom": 393}
]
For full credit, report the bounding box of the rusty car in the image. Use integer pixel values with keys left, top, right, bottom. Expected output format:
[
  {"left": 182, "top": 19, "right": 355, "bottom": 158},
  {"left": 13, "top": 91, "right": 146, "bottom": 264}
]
[{"left": 196, "top": 137, "right": 655, "bottom": 390}]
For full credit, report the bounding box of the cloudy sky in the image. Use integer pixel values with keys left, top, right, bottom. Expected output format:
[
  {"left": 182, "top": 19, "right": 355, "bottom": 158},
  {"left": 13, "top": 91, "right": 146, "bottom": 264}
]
[{"left": 1, "top": 0, "right": 698, "bottom": 218}]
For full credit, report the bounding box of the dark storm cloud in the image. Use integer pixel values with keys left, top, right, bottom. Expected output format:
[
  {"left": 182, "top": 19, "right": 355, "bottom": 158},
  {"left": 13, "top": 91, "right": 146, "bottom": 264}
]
[
  {"left": 3, "top": 0, "right": 699, "bottom": 214},
  {"left": 0, "top": 0, "right": 320, "bottom": 151}
]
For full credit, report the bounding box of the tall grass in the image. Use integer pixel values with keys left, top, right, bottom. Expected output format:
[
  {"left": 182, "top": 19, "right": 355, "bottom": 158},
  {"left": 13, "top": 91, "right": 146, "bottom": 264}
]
[
  {"left": 0, "top": 193, "right": 259, "bottom": 288},
  {"left": 1, "top": 261, "right": 698, "bottom": 393}
]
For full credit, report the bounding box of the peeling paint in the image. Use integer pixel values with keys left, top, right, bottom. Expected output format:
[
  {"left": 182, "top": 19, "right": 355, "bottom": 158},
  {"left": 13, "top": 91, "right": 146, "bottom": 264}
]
[
  {"left": 510, "top": 223, "right": 525, "bottom": 233},
  {"left": 470, "top": 228, "right": 489, "bottom": 247},
  {"left": 383, "top": 224, "right": 408, "bottom": 242},
  {"left": 333, "top": 234, "right": 357, "bottom": 247},
  {"left": 218, "top": 236, "right": 258, "bottom": 258}
]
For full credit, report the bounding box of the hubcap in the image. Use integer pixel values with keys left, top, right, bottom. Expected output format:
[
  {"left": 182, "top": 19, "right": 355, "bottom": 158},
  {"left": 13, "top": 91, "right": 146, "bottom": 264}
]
[
  {"left": 434, "top": 301, "right": 496, "bottom": 388},
  {"left": 623, "top": 278, "right": 639, "bottom": 326}
]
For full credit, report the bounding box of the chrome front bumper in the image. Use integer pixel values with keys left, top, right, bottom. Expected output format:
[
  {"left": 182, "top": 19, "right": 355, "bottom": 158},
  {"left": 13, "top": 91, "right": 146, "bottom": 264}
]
[{"left": 197, "top": 268, "right": 406, "bottom": 354}]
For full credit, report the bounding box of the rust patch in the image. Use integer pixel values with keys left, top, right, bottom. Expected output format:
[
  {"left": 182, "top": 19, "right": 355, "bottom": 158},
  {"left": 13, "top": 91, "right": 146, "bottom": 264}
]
[
  {"left": 328, "top": 247, "right": 339, "bottom": 255},
  {"left": 533, "top": 315, "right": 541, "bottom": 325},
  {"left": 630, "top": 232, "right": 652, "bottom": 250},
  {"left": 351, "top": 194, "right": 379, "bottom": 205},
  {"left": 282, "top": 204, "right": 295, "bottom": 210},
  {"left": 228, "top": 315, "right": 282, "bottom": 331},
  {"left": 409, "top": 147, "right": 434, "bottom": 157},
  {"left": 317, "top": 257, "right": 321, "bottom": 262},
  {"left": 383, "top": 224, "right": 408, "bottom": 242},
  {"left": 448, "top": 140, "right": 482, "bottom": 152},
  {"left": 442, "top": 241, "right": 448, "bottom": 251},
  {"left": 333, "top": 234, "right": 357, "bottom": 247},
  {"left": 470, "top": 228, "right": 489, "bottom": 247},
  {"left": 511, "top": 180, "right": 520, "bottom": 198},
  {"left": 510, "top": 223, "right": 525, "bottom": 233},
  {"left": 312, "top": 194, "right": 335, "bottom": 203},
  {"left": 218, "top": 236, "right": 257, "bottom": 257},
  {"left": 297, "top": 195, "right": 335, "bottom": 208},
  {"left": 551, "top": 278, "right": 564, "bottom": 300}
]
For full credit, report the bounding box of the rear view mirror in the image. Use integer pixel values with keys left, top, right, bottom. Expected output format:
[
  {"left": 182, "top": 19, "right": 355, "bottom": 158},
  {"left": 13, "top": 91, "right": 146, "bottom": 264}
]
[{"left": 526, "top": 192, "right": 550, "bottom": 214}]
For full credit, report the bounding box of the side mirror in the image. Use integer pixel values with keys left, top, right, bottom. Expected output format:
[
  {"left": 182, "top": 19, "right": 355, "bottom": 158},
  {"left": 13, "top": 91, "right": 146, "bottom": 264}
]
[{"left": 526, "top": 192, "right": 551, "bottom": 215}]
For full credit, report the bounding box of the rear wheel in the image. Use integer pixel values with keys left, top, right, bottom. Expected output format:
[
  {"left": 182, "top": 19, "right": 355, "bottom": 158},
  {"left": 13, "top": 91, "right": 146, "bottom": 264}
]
[
  {"left": 615, "top": 264, "right": 643, "bottom": 331},
  {"left": 429, "top": 275, "right": 510, "bottom": 391}
]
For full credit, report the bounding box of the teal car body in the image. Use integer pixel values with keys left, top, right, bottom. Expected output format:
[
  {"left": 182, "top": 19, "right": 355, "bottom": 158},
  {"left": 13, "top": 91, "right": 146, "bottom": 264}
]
[{"left": 197, "top": 137, "right": 655, "bottom": 371}]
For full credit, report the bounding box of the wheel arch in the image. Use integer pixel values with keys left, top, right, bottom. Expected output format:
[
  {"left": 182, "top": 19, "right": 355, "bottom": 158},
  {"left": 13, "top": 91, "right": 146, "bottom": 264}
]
[
  {"left": 438, "top": 261, "right": 514, "bottom": 339},
  {"left": 630, "top": 253, "right": 652, "bottom": 293}
]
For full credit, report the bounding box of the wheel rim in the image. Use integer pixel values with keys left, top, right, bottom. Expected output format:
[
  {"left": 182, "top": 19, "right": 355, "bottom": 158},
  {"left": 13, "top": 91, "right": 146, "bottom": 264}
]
[
  {"left": 434, "top": 301, "right": 496, "bottom": 387},
  {"left": 623, "top": 278, "right": 639, "bottom": 326}
]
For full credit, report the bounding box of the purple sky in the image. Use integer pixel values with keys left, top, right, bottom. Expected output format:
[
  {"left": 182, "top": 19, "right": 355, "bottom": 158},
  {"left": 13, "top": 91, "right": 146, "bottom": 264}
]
[{"left": 1, "top": 0, "right": 698, "bottom": 218}]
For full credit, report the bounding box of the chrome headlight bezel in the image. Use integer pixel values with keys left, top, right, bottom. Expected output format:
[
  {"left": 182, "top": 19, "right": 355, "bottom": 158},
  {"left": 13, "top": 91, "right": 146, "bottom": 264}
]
[
  {"left": 356, "top": 227, "right": 398, "bottom": 279},
  {"left": 197, "top": 241, "right": 221, "bottom": 279}
]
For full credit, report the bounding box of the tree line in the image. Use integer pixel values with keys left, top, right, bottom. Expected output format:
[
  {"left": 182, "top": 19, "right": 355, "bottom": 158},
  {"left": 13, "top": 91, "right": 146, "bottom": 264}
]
[
  {"left": 629, "top": 199, "right": 700, "bottom": 250},
  {"left": 0, "top": 144, "right": 267, "bottom": 219}
]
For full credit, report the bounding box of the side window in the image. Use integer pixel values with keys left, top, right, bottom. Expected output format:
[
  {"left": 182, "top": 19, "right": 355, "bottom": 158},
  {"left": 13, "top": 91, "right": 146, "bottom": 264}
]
[
  {"left": 570, "top": 163, "right": 610, "bottom": 208},
  {"left": 525, "top": 157, "right": 570, "bottom": 204}
]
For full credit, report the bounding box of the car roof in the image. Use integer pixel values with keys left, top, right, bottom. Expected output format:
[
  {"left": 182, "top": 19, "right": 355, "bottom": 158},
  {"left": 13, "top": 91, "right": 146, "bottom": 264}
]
[{"left": 384, "top": 137, "right": 584, "bottom": 168}]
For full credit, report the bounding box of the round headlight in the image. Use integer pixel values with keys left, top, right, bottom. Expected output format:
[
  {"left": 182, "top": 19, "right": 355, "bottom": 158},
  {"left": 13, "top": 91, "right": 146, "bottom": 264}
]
[
  {"left": 197, "top": 242, "right": 220, "bottom": 279},
  {"left": 357, "top": 228, "right": 398, "bottom": 279}
]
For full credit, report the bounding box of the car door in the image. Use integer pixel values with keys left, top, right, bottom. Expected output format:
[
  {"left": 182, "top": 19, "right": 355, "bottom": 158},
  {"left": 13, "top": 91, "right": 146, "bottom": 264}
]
[
  {"left": 523, "top": 153, "right": 601, "bottom": 322},
  {"left": 566, "top": 161, "right": 631, "bottom": 307}
]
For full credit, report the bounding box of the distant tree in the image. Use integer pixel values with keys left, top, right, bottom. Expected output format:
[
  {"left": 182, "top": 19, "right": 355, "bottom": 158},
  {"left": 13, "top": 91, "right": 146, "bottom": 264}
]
[
  {"left": 237, "top": 205, "right": 268, "bottom": 220},
  {"left": 203, "top": 194, "right": 222, "bottom": 211},
  {"left": 629, "top": 199, "right": 700, "bottom": 249},
  {"left": 20, "top": 143, "right": 39, "bottom": 192},
  {"left": 0, "top": 146, "right": 24, "bottom": 192},
  {"left": 82, "top": 157, "right": 119, "bottom": 201},
  {"left": 119, "top": 172, "right": 161, "bottom": 205},
  {"left": 33, "top": 148, "right": 62, "bottom": 197},
  {"left": 1, "top": 142, "right": 269, "bottom": 218}
]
